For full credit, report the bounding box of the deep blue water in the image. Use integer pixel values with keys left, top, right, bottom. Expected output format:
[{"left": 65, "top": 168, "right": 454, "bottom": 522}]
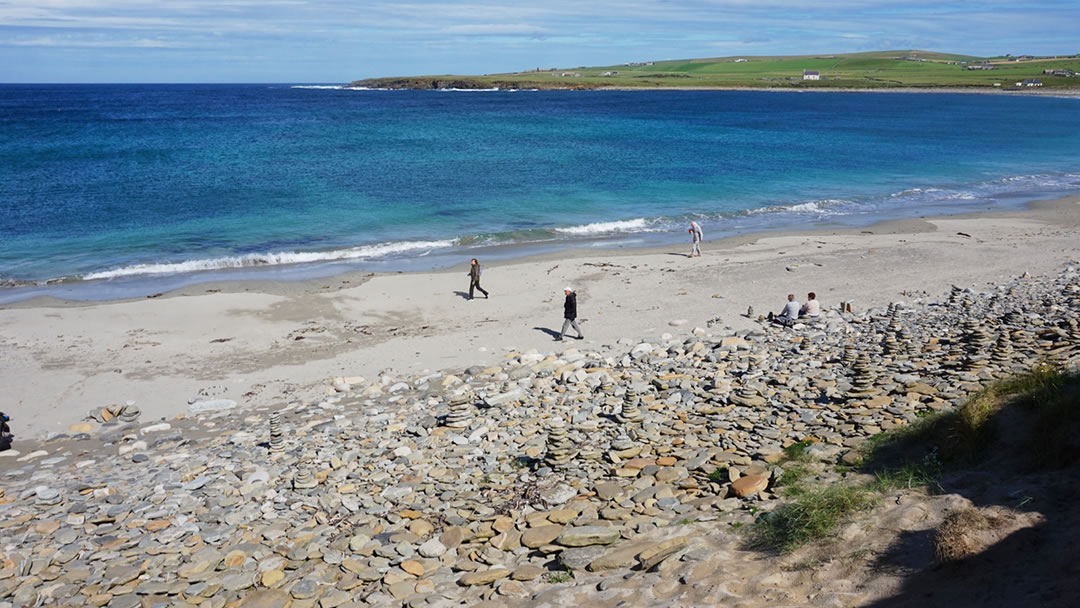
[{"left": 2, "top": 84, "right": 1079, "bottom": 301}]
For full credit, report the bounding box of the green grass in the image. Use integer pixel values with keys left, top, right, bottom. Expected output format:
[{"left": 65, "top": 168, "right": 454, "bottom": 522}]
[
  {"left": 351, "top": 50, "right": 1080, "bottom": 90},
  {"left": 783, "top": 440, "right": 814, "bottom": 463},
  {"left": 747, "top": 485, "right": 874, "bottom": 552},
  {"left": 864, "top": 363, "right": 1078, "bottom": 473},
  {"left": 774, "top": 463, "right": 810, "bottom": 490},
  {"left": 707, "top": 467, "right": 728, "bottom": 483},
  {"left": 545, "top": 571, "right": 573, "bottom": 584},
  {"left": 747, "top": 365, "right": 1080, "bottom": 553}
]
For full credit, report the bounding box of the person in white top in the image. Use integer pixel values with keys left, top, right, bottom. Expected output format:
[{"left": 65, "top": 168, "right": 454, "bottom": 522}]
[
  {"left": 770, "top": 294, "right": 801, "bottom": 325},
  {"left": 688, "top": 221, "right": 703, "bottom": 257},
  {"left": 800, "top": 292, "right": 821, "bottom": 317}
]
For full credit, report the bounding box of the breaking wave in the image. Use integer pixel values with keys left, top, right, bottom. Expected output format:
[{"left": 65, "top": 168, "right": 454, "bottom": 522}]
[
  {"left": 555, "top": 218, "right": 657, "bottom": 235},
  {"left": 83, "top": 239, "right": 458, "bottom": 280}
]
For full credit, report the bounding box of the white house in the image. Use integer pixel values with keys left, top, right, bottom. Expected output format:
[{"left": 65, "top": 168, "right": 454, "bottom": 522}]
[{"left": 803, "top": 70, "right": 820, "bottom": 80}]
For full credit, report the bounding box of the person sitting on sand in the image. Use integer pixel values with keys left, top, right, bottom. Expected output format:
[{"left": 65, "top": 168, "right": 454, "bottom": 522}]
[
  {"left": 768, "top": 294, "right": 801, "bottom": 326},
  {"left": 467, "top": 258, "right": 489, "bottom": 300},
  {"left": 688, "top": 221, "right": 703, "bottom": 258},
  {"left": 800, "top": 292, "right": 820, "bottom": 318},
  {"left": 0, "top": 412, "right": 12, "bottom": 452}
]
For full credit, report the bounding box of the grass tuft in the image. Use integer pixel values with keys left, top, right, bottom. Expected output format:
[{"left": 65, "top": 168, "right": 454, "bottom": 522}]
[
  {"left": 782, "top": 439, "right": 815, "bottom": 463},
  {"left": 747, "top": 485, "right": 874, "bottom": 552},
  {"left": 707, "top": 467, "right": 729, "bottom": 483}
]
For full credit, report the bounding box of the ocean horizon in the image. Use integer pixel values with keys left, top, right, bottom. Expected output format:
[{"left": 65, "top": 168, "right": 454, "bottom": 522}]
[{"left": 2, "top": 84, "right": 1079, "bottom": 303}]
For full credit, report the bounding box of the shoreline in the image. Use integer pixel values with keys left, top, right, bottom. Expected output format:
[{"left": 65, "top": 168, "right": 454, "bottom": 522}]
[{"left": 2, "top": 195, "right": 1079, "bottom": 440}]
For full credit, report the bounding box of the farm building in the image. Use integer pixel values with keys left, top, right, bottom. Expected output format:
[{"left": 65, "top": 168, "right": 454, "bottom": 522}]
[{"left": 802, "top": 70, "right": 820, "bottom": 80}]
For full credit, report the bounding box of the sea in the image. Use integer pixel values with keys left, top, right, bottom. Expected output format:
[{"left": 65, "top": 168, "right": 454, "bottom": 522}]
[{"left": 2, "top": 84, "right": 1079, "bottom": 303}]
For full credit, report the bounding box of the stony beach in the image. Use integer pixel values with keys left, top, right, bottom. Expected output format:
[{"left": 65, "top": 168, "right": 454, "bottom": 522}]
[{"left": 1, "top": 198, "right": 1080, "bottom": 607}]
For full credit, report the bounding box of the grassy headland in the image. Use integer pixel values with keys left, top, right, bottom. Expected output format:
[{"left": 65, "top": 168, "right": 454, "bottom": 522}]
[{"left": 348, "top": 50, "right": 1080, "bottom": 91}]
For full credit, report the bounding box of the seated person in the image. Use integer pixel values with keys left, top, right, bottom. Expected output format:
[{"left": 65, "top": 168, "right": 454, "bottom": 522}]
[
  {"left": 0, "top": 412, "right": 11, "bottom": 452},
  {"left": 800, "top": 292, "right": 821, "bottom": 317},
  {"left": 768, "top": 294, "right": 801, "bottom": 325}
]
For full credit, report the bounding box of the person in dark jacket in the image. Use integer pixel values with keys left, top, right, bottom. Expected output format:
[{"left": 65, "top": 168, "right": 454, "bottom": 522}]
[
  {"left": 557, "top": 286, "right": 584, "bottom": 341},
  {"left": 468, "top": 258, "right": 488, "bottom": 300}
]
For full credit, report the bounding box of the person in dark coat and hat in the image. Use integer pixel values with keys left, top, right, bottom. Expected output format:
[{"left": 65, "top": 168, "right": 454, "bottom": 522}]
[{"left": 556, "top": 286, "right": 584, "bottom": 341}]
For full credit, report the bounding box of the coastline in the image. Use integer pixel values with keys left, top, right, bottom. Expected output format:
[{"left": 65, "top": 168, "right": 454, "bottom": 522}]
[
  {"left": 3, "top": 194, "right": 1079, "bottom": 440},
  {"left": 591, "top": 86, "right": 1080, "bottom": 96}
]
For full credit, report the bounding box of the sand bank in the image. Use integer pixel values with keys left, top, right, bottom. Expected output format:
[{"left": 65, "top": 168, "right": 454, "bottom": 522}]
[{"left": 2, "top": 196, "right": 1079, "bottom": 439}]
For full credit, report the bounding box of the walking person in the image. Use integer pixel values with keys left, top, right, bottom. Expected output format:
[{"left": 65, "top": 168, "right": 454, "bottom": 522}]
[
  {"left": 688, "top": 221, "right": 703, "bottom": 258},
  {"left": 556, "top": 286, "right": 584, "bottom": 341},
  {"left": 467, "top": 258, "right": 489, "bottom": 300}
]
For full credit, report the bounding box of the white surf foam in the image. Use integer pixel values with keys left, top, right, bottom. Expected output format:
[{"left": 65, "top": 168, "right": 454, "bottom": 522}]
[
  {"left": 83, "top": 239, "right": 457, "bottom": 280},
  {"left": 555, "top": 218, "right": 653, "bottom": 235}
]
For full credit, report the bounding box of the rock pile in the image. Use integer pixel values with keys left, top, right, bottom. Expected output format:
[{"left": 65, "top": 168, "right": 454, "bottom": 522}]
[{"left": 0, "top": 266, "right": 1077, "bottom": 607}]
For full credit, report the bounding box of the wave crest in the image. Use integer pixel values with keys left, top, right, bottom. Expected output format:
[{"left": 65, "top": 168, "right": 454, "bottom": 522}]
[
  {"left": 555, "top": 218, "right": 654, "bottom": 235},
  {"left": 83, "top": 239, "right": 457, "bottom": 280}
]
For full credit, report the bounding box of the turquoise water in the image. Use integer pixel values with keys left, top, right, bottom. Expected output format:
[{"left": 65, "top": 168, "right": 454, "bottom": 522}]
[{"left": 1, "top": 84, "right": 1079, "bottom": 301}]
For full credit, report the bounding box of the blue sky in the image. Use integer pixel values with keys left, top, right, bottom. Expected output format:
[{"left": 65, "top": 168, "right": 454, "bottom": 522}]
[{"left": 1, "top": 1, "right": 1076, "bottom": 83}]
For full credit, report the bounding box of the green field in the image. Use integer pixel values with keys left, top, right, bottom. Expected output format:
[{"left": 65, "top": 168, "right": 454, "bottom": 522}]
[{"left": 349, "top": 50, "right": 1080, "bottom": 90}]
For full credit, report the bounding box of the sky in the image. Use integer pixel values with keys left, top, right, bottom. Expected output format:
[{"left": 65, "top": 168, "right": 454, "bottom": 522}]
[{"left": 0, "top": 1, "right": 1077, "bottom": 83}]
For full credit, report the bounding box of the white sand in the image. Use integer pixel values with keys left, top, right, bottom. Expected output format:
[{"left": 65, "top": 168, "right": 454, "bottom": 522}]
[{"left": 2, "top": 197, "right": 1079, "bottom": 439}]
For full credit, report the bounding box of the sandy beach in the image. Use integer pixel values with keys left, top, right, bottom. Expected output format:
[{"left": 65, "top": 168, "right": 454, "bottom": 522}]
[{"left": 2, "top": 196, "right": 1079, "bottom": 440}]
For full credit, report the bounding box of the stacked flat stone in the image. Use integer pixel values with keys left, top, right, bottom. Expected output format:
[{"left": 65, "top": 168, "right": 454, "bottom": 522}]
[
  {"left": 116, "top": 405, "right": 141, "bottom": 423},
  {"left": 962, "top": 319, "right": 993, "bottom": 372},
  {"left": 443, "top": 393, "right": 474, "bottom": 429},
  {"left": 1003, "top": 310, "right": 1025, "bottom": 326},
  {"left": 842, "top": 343, "right": 858, "bottom": 367},
  {"left": 35, "top": 487, "right": 61, "bottom": 506},
  {"left": 1037, "top": 328, "right": 1071, "bottom": 361},
  {"left": 1065, "top": 318, "right": 1080, "bottom": 356},
  {"left": 1011, "top": 329, "right": 1036, "bottom": 355},
  {"left": 846, "top": 352, "right": 879, "bottom": 400},
  {"left": 269, "top": 411, "right": 284, "bottom": 453},
  {"left": 881, "top": 333, "right": 900, "bottom": 357},
  {"left": 899, "top": 326, "right": 919, "bottom": 356},
  {"left": 887, "top": 306, "right": 902, "bottom": 334},
  {"left": 730, "top": 383, "right": 766, "bottom": 407},
  {"left": 616, "top": 386, "right": 645, "bottom": 424},
  {"left": 948, "top": 285, "right": 963, "bottom": 306},
  {"left": 544, "top": 419, "right": 575, "bottom": 468},
  {"left": 293, "top": 468, "right": 317, "bottom": 490},
  {"left": 989, "top": 332, "right": 1012, "bottom": 367}
]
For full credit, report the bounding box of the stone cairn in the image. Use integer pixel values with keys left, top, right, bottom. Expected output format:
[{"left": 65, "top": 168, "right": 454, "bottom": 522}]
[
  {"left": 730, "top": 382, "right": 766, "bottom": 407},
  {"left": 269, "top": 411, "right": 285, "bottom": 453},
  {"left": 544, "top": 419, "right": 575, "bottom": 468},
  {"left": 292, "top": 467, "right": 317, "bottom": 490},
  {"left": 948, "top": 285, "right": 964, "bottom": 306},
  {"left": 1064, "top": 318, "right": 1080, "bottom": 355},
  {"left": 899, "top": 326, "right": 919, "bottom": 356},
  {"left": 443, "top": 393, "right": 474, "bottom": 429},
  {"left": 962, "top": 319, "right": 992, "bottom": 372},
  {"left": 1010, "top": 328, "right": 1036, "bottom": 358},
  {"left": 616, "top": 386, "right": 645, "bottom": 424},
  {"left": 842, "top": 341, "right": 858, "bottom": 367},
  {"left": 990, "top": 332, "right": 1012, "bottom": 367},
  {"left": 881, "top": 332, "right": 900, "bottom": 357},
  {"left": 846, "top": 352, "right": 879, "bottom": 400},
  {"left": 87, "top": 403, "right": 141, "bottom": 424}
]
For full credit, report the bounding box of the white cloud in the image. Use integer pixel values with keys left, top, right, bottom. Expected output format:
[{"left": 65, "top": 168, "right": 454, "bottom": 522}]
[
  {"left": 440, "top": 23, "right": 548, "bottom": 36},
  {"left": 8, "top": 36, "right": 182, "bottom": 48}
]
